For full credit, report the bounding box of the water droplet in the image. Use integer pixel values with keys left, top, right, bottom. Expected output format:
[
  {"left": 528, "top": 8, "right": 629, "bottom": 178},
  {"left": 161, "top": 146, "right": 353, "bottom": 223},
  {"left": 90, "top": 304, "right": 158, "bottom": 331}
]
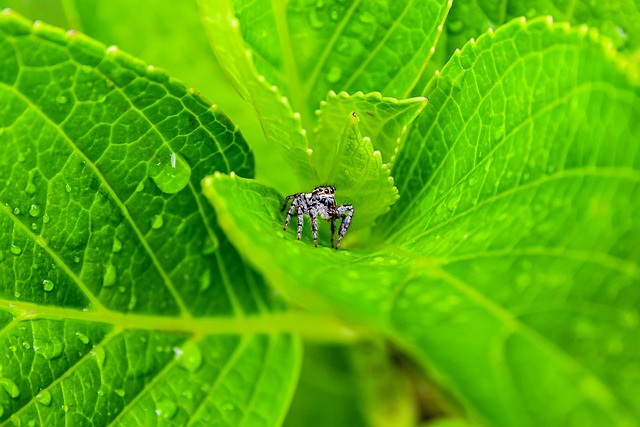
[
  {"left": 25, "top": 183, "right": 36, "bottom": 195},
  {"left": 9, "top": 345, "right": 17, "bottom": 352},
  {"left": 326, "top": 66, "right": 342, "bottom": 83},
  {"left": 31, "top": 223, "right": 37, "bottom": 230},
  {"left": 180, "top": 345, "right": 203, "bottom": 373},
  {"left": 358, "top": 11, "right": 375, "bottom": 23},
  {"left": 448, "top": 20, "right": 463, "bottom": 34},
  {"left": 62, "top": 404, "right": 69, "bottom": 412},
  {"left": 103, "top": 264, "right": 117, "bottom": 288},
  {"left": 202, "top": 235, "right": 218, "bottom": 255},
  {"left": 22, "top": 341, "right": 31, "bottom": 349},
  {"left": 28, "top": 204, "right": 41, "bottom": 217},
  {"left": 10, "top": 244, "right": 21, "bottom": 255},
  {"left": 150, "top": 152, "right": 191, "bottom": 194},
  {"left": 55, "top": 95, "right": 67, "bottom": 104},
  {"left": 199, "top": 269, "right": 211, "bottom": 292},
  {"left": 13, "top": 207, "right": 20, "bottom": 215},
  {"left": 151, "top": 215, "right": 163, "bottom": 229},
  {"left": 42, "top": 279, "right": 54, "bottom": 292},
  {"left": 114, "top": 389, "right": 125, "bottom": 397},
  {"left": 155, "top": 399, "right": 177, "bottom": 419},
  {"left": 38, "top": 337, "right": 63, "bottom": 360},
  {"left": 75, "top": 332, "right": 90, "bottom": 345},
  {"left": 73, "top": 256, "right": 80, "bottom": 263},
  {"left": 42, "top": 213, "right": 50, "bottom": 223},
  {"left": 14, "top": 291, "right": 20, "bottom": 298},
  {"left": 308, "top": 8, "right": 324, "bottom": 28},
  {"left": 65, "top": 183, "right": 71, "bottom": 193},
  {"left": 112, "top": 237, "right": 122, "bottom": 253},
  {"left": 330, "top": 9, "right": 339, "bottom": 20},
  {"left": 127, "top": 296, "right": 137, "bottom": 310},
  {"left": 135, "top": 181, "right": 145, "bottom": 192},
  {"left": 446, "top": 195, "right": 459, "bottom": 211},
  {"left": 0, "top": 378, "right": 20, "bottom": 398},
  {"left": 36, "top": 389, "right": 52, "bottom": 406}
]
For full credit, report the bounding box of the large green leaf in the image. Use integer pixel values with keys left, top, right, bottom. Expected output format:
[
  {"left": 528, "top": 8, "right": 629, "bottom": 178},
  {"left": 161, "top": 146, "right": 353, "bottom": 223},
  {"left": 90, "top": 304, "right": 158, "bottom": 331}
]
[
  {"left": 443, "top": 0, "right": 640, "bottom": 72},
  {"left": 204, "top": 16, "right": 640, "bottom": 427},
  {"left": 0, "top": 11, "right": 301, "bottom": 424},
  {"left": 198, "top": 0, "right": 451, "bottom": 195}
]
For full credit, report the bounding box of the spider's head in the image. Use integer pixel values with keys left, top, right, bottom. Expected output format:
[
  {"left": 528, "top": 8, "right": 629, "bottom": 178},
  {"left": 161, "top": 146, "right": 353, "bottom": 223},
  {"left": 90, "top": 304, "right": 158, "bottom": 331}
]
[
  {"left": 313, "top": 186, "right": 336, "bottom": 204},
  {"left": 314, "top": 186, "right": 335, "bottom": 195}
]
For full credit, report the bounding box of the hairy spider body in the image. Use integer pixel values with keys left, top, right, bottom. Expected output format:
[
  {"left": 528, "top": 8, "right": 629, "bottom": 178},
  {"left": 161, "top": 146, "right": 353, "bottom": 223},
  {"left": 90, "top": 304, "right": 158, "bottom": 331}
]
[{"left": 281, "top": 186, "right": 354, "bottom": 249}]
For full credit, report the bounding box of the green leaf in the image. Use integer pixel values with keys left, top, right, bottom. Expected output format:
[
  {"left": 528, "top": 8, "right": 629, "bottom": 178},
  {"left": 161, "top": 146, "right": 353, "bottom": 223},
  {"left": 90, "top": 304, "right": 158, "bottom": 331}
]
[
  {"left": 312, "top": 91, "right": 427, "bottom": 173},
  {"left": 0, "top": 11, "right": 301, "bottom": 424},
  {"left": 204, "top": 16, "right": 640, "bottom": 427},
  {"left": 309, "top": 92, "right": 426, "bottom": 229},
  {"left": 199, "top": 0, "right": 318, "bottom": 195},
  {"left": 198, "top": 0, "right": 451, "bottom": 194},
  {"left": 218, "top": 0, "right": 450, "bottom": 121},
  {"left": 66, "top": 0, "right": 266, "bottom": 150},
  {"left": 443, "top": 0, "right": 640, "bottom": 72}
]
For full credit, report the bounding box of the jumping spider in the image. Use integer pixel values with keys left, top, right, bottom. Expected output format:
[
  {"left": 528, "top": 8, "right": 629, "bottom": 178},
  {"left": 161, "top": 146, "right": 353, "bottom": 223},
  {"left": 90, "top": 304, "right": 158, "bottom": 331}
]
[{"left": 281, "top": 186, "right": 354, "bottom": 250}]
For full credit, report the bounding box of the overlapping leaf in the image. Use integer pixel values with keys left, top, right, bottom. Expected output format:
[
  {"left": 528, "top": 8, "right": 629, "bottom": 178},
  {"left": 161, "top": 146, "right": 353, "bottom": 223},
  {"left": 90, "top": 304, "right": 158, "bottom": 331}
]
[
  {"left": 0, "top": 11, "right": 300, "bottom": 424},
  {"left": 205, "top": 17, "right": 640, "bottom": 427},
  {"left": 198, "top": 0, "right": 451, "bottom": 198}
]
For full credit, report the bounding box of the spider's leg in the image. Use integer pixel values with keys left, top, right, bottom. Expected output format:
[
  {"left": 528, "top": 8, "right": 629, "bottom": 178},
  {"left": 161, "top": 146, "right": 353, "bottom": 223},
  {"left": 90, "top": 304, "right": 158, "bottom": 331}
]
[
  {"left": 297, "top": 209, "right": 304, "bottom": 240},
  {"left": 335, "top": 204, "right": 354, "bottom": 250},
  {"left": 311, "top": 213, "right": 318, "bottom": 248},
  {"left": 281, "top": 194, "right": 296, "bottom": 212},
  {"left": 330, "top": 219, "right": 336, "bottom": 248},
  {"left": 283, "top": 200, "right": 298, "bottom": 231}
]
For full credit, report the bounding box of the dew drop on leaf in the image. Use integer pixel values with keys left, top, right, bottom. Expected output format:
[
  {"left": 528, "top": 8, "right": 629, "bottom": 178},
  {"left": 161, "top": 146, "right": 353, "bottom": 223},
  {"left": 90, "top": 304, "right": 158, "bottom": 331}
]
[
  {"left": 114, "top": 389, "right": 125, "bottom": 397},
  {"left": 330, "top": 9, "right": 339, "bottom": 20},
  {"left": 0, "top": 378, "right": 20, "bottom": 398},
  {"left": 156, "top": 399, "right": 178, "bottom": 420},
  {"left": 327, "top": 66, "right": 342, "bottom": 83},
  {"left": 38, "top": 337, "right": 63, "bottom": 360},
  {"left": 180, "top": 345, "right": 203, "bottom": 373},
  {"left": 28, "top": 204, "right": 41, "bottom": 217},
  {"left": 73, "top": 256, "right": 80, "bottom": 263},
  {"left": 150, "top": 152, "right": 191, "bottom": 194},
  {"left": 112, "top": 237, "right": 122, "bottom": 253},
  {"left": 42, "top": 213, "right": 50, "bottom": 223},
  {"left": 151, "top": 215, "right": 164, "bottom": 229},
  {"left": 14, "top": 291, "right": 20, "bottom": 298},
  {"left": 75, "top": 332, "right": 90, "bottom": 345},
  {"left": 36, "top": 389, "right": 52, "bottom": 406},
  {"left": 65, "top": 183, "right": 71, "bottom": 193},
  {"left": 25, "top": 183, "right": 36, "bottom": 195},
  {"left": 199, "top": 269, "right": 211, "bottom": 292},
  {"left": 308, "top": 8, "right": 323, "bottom": 28},
  {"left": 103, "top": 264, "right": 117, "bottom": 288},
  {"left": 10, "top": 244, "right": 21, "bottom": 255},
  {"left": 12, "top": 207, "right": 20, "bottom": 215},
  {"left": 448, "top": 20, "right": 463, "bottom": 34},
  {"left": 42, "top": 279, "right": 54, "bottom": 292},
  {"left": 358, "top": 11, "right": 375, "bottom": 23},
  {"left": 55, "top": 95, "right": 67, "bottom": 104}
]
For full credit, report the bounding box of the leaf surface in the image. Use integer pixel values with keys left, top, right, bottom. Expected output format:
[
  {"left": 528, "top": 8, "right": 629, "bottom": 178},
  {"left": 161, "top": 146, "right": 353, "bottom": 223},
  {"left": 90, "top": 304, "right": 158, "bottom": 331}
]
[
  {"left": 0, "top": 11, "right": 301, "bottom": 424},
  {"left": 442, "top": 0, "right": 640, "bottom": 72},
  {"left": 204, "top": 17, "right": 640, "bottom": 427}
]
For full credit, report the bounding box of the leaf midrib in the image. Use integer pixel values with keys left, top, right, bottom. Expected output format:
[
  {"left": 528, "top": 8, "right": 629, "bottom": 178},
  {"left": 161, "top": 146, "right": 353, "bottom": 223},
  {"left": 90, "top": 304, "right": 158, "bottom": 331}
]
[{"left": 1, "top": 299, "right": 358, "bottom": 340}]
